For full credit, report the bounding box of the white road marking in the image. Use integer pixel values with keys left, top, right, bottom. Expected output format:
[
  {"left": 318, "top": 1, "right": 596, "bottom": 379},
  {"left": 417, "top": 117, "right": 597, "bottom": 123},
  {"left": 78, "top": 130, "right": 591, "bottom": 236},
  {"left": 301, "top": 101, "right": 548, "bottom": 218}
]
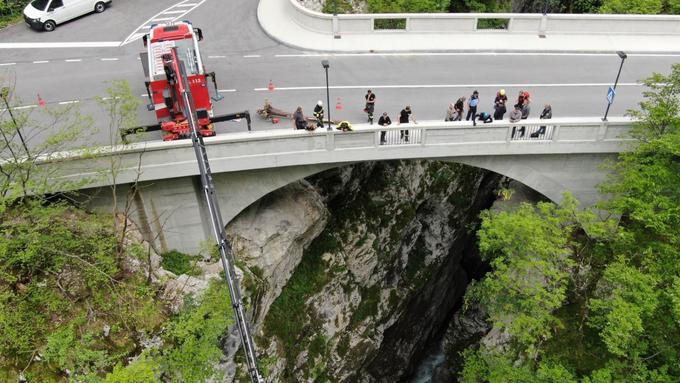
[
  {"left": 163, "top": 10, "right": 186, "bottom": 14},
  {"left": 0, "top": 42, "right": 121, "bottom": 49},
  {"left": 217, "top": 89, "right": 237, "bottom": 92},
  {"left": 65, "top": 59, "right": 82, "bottom": 62},
  {"left": 274, "top": 52, "right": 680, "bottom": 58},
  {"left": 0, "top": 62, "right": 16, "bottom": 66},
  {"left": 33, "top": 60, "right": 49, "bottom": 64},
  {"left": 254, "top": 82, "right": 642, "bottom": 91},
  {"left": 14, "top": 105, "right": 37, "bottom": 110},
  {"left": 100, "top": 58, "right": 119, "bottom": 61},
  {"left": 101, "top": 96, "right": 122, "bottom": 101},
  {"left": 121, "top": 0, "right": 207, "bottom": 46},
  {"left": 243, "top": 55, "right": 261, "bottom": 58},
  {"left": 208, "top": 55, "right": 226, "bottom": 58},
  {"left": 58, "top": 100, "right": 79, "bottom": 105}
]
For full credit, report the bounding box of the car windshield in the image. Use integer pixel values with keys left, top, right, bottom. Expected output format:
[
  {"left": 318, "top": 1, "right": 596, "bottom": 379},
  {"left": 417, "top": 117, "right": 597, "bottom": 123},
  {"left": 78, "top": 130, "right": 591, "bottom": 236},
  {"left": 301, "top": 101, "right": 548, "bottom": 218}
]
[{"left": 31, "top": 0, "right": 50, "bottom": 11}]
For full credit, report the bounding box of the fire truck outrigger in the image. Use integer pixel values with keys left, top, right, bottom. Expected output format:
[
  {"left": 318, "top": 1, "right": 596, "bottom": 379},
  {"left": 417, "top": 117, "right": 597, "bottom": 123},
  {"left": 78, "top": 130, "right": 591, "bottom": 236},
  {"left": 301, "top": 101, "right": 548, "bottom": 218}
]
[{"left": 120, "top": 20, "right": 250, "bottom": 142}]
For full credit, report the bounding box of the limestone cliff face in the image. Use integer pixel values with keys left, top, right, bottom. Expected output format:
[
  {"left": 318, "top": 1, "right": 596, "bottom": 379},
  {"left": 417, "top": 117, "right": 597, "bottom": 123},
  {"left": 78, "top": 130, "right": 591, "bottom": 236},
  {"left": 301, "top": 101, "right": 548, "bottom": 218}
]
[
  {"left": 225, "top": 160, "right": 501, "bottom": 382},
  {"left": 227, "top": 181, "right": 329, "bottom": 326}
]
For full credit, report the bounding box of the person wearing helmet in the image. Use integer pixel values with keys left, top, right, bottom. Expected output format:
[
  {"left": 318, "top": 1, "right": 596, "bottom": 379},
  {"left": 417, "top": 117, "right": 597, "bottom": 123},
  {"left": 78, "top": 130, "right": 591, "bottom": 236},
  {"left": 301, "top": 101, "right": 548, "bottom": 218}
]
[
  {"left": 313, "top": 100, "right": 324, "bottom": 128},
  {"left": 493, "top": 89, "right": 508, "bottom": 120},
  {"left": 364, "top": 90, "right": 376, "bottom": 124},
  {"left": 337, "top": 120, "right": 353, "bottom": 132}
]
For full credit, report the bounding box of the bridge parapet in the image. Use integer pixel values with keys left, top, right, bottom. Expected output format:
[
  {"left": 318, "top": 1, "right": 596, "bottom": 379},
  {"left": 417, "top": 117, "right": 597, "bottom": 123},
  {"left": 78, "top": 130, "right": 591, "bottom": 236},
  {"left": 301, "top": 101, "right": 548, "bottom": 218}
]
[
  {"left": 285, "top": 0, "right": 680, "bottom": 36},
  {"left": 40, "top": 117, "right": 633, "bottom": 193}
]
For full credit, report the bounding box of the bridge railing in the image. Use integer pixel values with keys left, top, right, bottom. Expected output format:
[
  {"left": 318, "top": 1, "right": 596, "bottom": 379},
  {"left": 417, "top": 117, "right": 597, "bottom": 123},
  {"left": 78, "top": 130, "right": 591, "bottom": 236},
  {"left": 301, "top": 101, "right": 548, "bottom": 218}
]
[
  {"left": 30, "top": 117, "right": 632, "bottom": 192},
  {"left": 286, "top": 0, "right": 680, "bottom": 36}
]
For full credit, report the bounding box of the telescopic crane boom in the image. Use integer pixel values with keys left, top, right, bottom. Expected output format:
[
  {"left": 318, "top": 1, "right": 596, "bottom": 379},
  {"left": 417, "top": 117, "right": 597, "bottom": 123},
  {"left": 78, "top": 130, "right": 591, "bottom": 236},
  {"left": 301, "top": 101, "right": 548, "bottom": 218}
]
[{"left": 170, "top": 47, "right": 264, "bottom": 383}]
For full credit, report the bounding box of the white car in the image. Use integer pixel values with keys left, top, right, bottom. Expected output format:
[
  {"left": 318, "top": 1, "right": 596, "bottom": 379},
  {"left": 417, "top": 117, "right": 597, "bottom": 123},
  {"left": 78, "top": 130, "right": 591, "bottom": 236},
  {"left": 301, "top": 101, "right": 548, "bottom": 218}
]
[{"left": 23, "top": 0, "right": 112, "bottom": 32}]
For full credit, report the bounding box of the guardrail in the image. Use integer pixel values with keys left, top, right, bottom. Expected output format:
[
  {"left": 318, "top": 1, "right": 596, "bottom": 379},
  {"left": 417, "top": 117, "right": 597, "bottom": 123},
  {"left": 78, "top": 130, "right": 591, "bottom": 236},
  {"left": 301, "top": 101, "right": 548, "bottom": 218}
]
[
  {"left": 37, "top": 117, "right": 632, "bottom": 192},
  {"left": 286, "top": 0, "right": 680, "bottom": 36}
]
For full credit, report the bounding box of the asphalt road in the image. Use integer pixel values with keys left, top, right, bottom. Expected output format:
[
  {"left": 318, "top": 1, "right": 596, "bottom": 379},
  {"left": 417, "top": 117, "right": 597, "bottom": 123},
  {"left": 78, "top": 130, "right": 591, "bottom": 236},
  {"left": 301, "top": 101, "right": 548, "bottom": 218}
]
[{"left": 0, "top": 0, "right": 678, "bottom": 145}]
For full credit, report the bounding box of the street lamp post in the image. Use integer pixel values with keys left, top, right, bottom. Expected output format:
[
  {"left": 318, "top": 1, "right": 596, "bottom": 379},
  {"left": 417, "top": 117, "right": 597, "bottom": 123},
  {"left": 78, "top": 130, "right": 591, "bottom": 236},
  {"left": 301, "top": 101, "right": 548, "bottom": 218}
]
[
  {"left": 321, "top": 60, "right": 331, "bottom": 131},
  {"left": 603, "top": 51, "right": 627, "bottom": 122},
  {"left": 542, "top": 0, "right": 549, "bottom": 15}
]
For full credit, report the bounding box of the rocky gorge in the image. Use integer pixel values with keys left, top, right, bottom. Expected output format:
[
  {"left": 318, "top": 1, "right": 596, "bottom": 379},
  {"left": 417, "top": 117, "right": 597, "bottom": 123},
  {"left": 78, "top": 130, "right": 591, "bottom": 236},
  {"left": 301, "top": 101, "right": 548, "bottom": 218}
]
[{"left": 222, "top": 159, "right": 514, "bottom": 382}]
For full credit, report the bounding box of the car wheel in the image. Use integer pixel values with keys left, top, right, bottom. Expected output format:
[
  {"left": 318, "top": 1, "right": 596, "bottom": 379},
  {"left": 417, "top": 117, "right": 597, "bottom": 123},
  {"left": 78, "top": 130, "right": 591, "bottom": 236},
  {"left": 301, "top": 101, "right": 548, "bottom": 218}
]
[
  {"left": 43, "top": 20, "right": 56, "bottom": 32},
  {"left": 94, "top": 2, "right": 106, "bottom": 13}
]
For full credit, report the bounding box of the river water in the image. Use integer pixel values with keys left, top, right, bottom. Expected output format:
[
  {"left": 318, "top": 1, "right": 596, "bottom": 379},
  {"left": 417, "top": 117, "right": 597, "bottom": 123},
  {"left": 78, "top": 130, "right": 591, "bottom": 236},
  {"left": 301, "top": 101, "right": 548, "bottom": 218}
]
[{"left": 411, "top": 340, "right": 445, "bottom": 383}]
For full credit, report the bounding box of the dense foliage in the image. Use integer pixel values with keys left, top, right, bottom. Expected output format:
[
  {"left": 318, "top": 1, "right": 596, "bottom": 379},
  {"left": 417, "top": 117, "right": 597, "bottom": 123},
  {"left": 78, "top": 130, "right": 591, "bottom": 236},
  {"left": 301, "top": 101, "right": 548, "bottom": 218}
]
[
  {"left": 0, "top": 0, "right": 25, "bottom": 27},
  {"left": 0, "top": 80, "right": 237, "bottom": 381},
  {"left": 322, "top": 0, "right": 680, "bottom": 14},
  {"left": 0, "top": 201, "right": 235, "bottom": 382},
  {"left": 0, "top": 202, "right": 165, "bottom": 381},
  {"left": 460, "top": 64, "right": 680, "bottom": 382}
]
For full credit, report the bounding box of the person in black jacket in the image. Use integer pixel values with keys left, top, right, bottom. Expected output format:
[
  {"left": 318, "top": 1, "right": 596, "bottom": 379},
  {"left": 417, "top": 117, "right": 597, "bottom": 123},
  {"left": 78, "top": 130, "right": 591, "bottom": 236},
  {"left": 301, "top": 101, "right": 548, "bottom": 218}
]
[
  {"left": 313, "top": 100, "right": 324, "bottom": 129},
  {"left": 531, "top": 104, "right": 552, "bottom": 138},
  {"left": 293, "top": 106, "right": 307, "bottom": 130},
  {"left": 364, "top": 90, "right": 376, "bottom": 124},
  {"left": 398, "top": 106, "right": 416, "bottom": 142},
  {"left": 378, "top": 112, "right": 391, "bottom": 144},
  {"left": 454, "top": 97, "right": 465, "bottom": 121}
]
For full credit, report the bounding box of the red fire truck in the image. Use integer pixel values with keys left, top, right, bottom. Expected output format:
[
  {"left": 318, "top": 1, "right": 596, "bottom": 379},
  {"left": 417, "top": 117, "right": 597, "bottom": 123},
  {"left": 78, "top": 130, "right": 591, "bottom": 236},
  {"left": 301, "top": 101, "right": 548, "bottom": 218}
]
[{"left": 122, "top": 21, "right": 250, "bottom": 142}]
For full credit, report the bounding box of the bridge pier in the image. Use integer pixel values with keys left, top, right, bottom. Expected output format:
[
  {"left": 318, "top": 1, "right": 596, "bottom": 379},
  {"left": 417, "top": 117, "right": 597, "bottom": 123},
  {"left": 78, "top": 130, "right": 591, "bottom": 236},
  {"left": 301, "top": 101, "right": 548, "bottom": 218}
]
[{"left": 85, "top": 164, "right": 335, "bottom": 254}]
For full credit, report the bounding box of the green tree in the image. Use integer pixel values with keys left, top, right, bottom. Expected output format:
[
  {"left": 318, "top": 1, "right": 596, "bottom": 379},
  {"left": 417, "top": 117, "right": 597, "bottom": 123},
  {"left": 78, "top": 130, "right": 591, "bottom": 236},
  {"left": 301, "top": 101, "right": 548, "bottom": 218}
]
[
  {"left": 103, "top": 354, "right": 160, "bottom": 383},
  {"left": 465, "top": 197, "right": 581, "bottom": 360},
  {"left": 461, "top": 63, "right": 680, "bottom": 382},
  {"left": 599, "top": 0, "right": 663, "bottom": 13}
]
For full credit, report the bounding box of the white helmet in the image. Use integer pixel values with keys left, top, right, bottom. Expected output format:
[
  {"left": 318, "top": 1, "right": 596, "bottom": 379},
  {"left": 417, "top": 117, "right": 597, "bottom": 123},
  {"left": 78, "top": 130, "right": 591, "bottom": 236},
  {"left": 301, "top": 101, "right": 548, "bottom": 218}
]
[{"left": 317, "top": 100, "right": 323, "bottom": 106}]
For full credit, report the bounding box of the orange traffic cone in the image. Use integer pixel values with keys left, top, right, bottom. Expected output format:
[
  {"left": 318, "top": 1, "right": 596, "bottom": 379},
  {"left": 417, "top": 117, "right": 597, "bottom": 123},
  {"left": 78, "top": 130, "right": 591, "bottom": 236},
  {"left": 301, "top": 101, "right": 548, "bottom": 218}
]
[
  {"left": 37, "top": 94, "right": 46, "bottom": 107},
  {"left": 335, "top": 97, "right": 343, "bottom": 110},
  {"left": 267, "top": 80, "right": 275, "bottom": 92}
]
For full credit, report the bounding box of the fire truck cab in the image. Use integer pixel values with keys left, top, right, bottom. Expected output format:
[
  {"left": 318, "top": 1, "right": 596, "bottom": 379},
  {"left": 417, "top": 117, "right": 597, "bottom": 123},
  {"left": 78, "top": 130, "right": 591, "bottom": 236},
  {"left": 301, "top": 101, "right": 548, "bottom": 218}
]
[{"left": 141, "top": 21, "right": 220, "bottom": 140}]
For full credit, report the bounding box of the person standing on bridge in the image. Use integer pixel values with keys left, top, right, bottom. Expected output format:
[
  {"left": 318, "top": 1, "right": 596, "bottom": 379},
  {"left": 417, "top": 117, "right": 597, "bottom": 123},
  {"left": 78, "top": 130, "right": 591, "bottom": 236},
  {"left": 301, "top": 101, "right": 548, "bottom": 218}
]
[
  {"left": 378, "top": 112, "right": 392, "bottom": 145},
  {"left": 509, "top": 105, "right": 524, "bottom": 138},
  {"left": 364, "top": 90, "right": 376, "bottom": 124},
  {"left": 531, "top": 104, "right": 552, "bottom": 138},
  {"left": 398, "top": 105, "right": 416, "bottom": 142},
  {"left": 454, "top": 97, "right": 465, "bottom": 121},
  {"left": 466, "top": 90, "right": 479, "bottom": 121},
  {"left": 313, "top": 100, "right": 324, "bottom": 129},
  {"left": 293, "top": 106, "right": 307, "bottom": 130},
  {"left": 493, "top": 89, "right": 508, "bottom": 120},
  {"left": 515, "top": 90, "right": 531, "bottom": 109}
]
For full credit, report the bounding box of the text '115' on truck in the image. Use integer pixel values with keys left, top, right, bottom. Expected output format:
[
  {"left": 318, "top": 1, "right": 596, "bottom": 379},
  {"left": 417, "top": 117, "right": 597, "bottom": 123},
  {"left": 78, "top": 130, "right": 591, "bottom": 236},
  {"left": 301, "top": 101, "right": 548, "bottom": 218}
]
[{"left": 120, "top": 20, "right": 251, "bottom": 142}]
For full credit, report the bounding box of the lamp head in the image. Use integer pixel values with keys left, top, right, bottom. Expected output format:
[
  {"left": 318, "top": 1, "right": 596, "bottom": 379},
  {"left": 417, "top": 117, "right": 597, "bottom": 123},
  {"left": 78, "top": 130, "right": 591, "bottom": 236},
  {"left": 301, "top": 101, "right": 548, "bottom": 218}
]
[
  {"left": 321, "top": 60, "right": 330, "bottom": 69},
  {"left": 616, "top": 51, "right": 627, "bottom": 60}
]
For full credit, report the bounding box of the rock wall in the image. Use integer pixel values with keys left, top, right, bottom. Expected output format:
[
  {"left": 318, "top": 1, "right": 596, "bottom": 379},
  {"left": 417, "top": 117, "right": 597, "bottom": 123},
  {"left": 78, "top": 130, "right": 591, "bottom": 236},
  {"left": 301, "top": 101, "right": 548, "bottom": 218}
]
[{"left": 225, "top": 160, "right": 502, "bottom": 382}]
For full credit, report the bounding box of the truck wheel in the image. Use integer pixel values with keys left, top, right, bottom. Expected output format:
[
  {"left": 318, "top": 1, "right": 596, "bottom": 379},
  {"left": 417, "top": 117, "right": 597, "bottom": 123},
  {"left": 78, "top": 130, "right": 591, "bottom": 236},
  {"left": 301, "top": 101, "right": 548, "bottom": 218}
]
[
  {"left": 43, "top": 20, "right": 56, "bottom": 32},
  {"left": 94, "top": 2, "right": 106, "bottom": 13}
]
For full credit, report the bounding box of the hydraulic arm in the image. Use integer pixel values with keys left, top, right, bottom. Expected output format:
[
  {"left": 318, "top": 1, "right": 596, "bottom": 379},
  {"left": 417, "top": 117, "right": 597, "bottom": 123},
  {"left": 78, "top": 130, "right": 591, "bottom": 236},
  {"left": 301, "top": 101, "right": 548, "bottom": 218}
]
[{"left": 172, "top": 47, "right": 264, "bottom": 383}]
